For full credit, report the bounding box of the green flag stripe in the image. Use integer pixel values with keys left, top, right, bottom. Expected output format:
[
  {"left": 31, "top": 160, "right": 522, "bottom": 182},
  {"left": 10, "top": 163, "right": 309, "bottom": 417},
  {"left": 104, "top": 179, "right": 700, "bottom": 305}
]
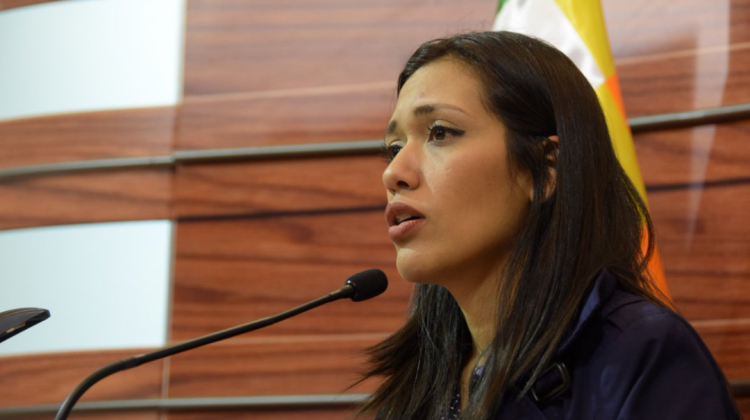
[{"left": 496, "top": 0, "right": 510, "bottom": 14}]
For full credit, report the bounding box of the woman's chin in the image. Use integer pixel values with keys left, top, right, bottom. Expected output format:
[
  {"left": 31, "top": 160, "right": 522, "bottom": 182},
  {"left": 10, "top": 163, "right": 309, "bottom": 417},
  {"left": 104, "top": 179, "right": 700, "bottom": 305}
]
[{"left": 396, "top": 253, "right": 444, "bottom": 285}]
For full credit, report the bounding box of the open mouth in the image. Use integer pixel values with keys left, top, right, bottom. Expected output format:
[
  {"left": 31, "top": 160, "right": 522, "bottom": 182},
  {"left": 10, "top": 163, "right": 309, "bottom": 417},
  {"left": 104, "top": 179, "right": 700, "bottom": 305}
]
[
  {"left": 395, "top": 215, "right": 422, "bottom": 225},
  {"left": 385, "top": 202, "right": 425, "bottom": 228}
]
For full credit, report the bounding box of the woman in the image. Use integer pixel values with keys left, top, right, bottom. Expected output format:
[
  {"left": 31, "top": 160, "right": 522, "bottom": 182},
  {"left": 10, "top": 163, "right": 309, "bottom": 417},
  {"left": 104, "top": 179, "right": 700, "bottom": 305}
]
[{"left": 359, "top": 31, "right": 740, "bottom": 420}]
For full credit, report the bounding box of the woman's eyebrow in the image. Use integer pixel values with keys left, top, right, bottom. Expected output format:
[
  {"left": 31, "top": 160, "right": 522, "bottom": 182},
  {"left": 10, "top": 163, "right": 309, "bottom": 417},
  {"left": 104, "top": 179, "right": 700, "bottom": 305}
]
[
  {"left": 413, "top": 103, "right": 468, "bottom": 116},
  {"left": 385, "top": 103, "right": 469, "bottom": 137}
]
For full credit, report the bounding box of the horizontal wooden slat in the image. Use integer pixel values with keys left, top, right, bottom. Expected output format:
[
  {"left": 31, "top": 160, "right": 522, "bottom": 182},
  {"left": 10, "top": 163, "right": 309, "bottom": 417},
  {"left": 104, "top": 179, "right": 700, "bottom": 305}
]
[
  {"left": 173, "top": 156, "right": 385, "bottom": 218},
  {"left": 0, "top": 169, "right": 172, "bottom": 230},
  {"left": 736, "top": 397, "right": 750, "bottom": 420},
  {"left": 635, "top": 121, "right": 750, "bottom": 186},
  {"left": 167, "top": 407, "right": 367, "bottom": 420},
  {"left": 0, "top": 107, "right": 176, "bottom": 168},
  {"left": 618, "top": 46, "right": 750, "bottom": 117},
  {"left": 167, "top": 338, "right": 380, "bottom": 397},
  {"left": 0, "top": 350, "right": 163, "bottom": 407},
  {"left": 7, "top": 413, "right": 160, "bottom": 420},
  {"left": 694, "top": 321, "right": 750, "bottom": 381},
  {"left": 603, "top": 0, "right": 750, "bottom": 59},
  {"left": 181, "top": 0, "right": 750, "bottom": 120},
  {"left": 171, "top": 211, "right": 408, "bottom": 340},
  {"left": 633, "top": 120, "right": 750, "bottom": 320},
  {"left": 0, "top": 0, "right": 53, "bottom": 12},
  {"left": 605, "top": 0, "right": 750, "bottom": 116},
  {"left": 183, "top": 0, "right": 495, "bottom": 95},
  {"left": 647, "top": 183, "right": 750, "bottom": 320},
  {"left": 176, "top": 87, "right": 392, "bottom": 151}
]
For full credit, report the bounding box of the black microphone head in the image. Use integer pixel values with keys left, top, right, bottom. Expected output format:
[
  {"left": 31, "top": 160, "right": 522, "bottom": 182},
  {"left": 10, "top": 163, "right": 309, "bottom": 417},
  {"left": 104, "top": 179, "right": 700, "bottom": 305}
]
[
  {"left": 0, "top": 307, "right": 50, "bottom": 344},
  {"left": 345, "top": 269, "right": 388, "bottom": 302}
]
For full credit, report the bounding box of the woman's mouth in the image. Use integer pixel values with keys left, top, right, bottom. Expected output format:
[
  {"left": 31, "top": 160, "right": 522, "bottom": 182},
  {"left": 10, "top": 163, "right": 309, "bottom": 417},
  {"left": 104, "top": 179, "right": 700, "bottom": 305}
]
[{"left": 385, "top": 202, "right": 425, "bottom": 241}]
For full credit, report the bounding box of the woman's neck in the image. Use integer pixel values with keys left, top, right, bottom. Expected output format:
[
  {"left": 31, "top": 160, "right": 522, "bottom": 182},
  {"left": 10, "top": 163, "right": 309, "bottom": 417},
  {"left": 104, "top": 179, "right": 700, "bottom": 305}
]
[
  {"left": 446, "top": 272, "right": 501, "bottom": 409},
  {"left": 450, "top": 273, "right": 499, "bottom": 358}
]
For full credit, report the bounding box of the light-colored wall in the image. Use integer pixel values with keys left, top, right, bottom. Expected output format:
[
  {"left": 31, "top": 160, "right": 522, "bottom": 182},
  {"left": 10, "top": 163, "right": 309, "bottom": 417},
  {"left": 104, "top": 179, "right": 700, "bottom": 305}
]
[
  {"left": 0, "top": 220, "right": 173, "bottom": 356},
  {"left": 0, "top": 0, "right": 185, "bottom": 121}
]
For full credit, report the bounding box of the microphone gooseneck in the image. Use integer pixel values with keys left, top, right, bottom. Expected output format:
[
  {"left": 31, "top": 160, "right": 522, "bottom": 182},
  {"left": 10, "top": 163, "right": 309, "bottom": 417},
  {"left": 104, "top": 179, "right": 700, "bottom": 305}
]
[{"left": 54, "top": 269, "right": 388, "bottom": 420}]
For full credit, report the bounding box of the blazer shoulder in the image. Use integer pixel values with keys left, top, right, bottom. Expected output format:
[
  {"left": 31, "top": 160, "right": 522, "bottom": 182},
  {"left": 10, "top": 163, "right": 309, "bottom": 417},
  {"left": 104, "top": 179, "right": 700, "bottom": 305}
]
[{"left": 602, "top": 288, "right": 684, "bottom": 335}]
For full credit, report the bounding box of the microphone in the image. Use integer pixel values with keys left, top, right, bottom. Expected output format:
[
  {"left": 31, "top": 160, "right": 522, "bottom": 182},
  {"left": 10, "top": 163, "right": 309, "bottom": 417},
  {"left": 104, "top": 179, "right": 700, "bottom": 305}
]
[
  {"left": 338, "top": 268, "right": 389, "bottom": 302},
  {"left": 54, "top": 269, "right": 388, "bottom": 420},
  {"left": 0, "top": 307, "right": 50, "bottom": 344}
]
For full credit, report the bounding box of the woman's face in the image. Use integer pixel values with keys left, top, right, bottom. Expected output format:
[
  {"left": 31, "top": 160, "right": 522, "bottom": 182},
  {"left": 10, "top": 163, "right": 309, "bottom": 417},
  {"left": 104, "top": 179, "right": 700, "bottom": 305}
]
[{"left": 383, "top": 58, "right": 532, "bottom": 291}]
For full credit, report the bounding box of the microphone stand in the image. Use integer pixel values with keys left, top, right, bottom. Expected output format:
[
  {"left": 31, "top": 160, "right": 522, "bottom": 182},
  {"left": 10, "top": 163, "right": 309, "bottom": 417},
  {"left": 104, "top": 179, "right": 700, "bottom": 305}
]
[{"left": 54, "top": 283, "right": 360, "bottom": 420}]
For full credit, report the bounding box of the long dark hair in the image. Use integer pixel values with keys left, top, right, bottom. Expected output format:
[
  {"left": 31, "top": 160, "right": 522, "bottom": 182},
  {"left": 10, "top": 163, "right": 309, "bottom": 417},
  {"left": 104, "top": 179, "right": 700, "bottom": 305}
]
[{"left": 358, "top": 31, "right": 665, "bottom": 420}]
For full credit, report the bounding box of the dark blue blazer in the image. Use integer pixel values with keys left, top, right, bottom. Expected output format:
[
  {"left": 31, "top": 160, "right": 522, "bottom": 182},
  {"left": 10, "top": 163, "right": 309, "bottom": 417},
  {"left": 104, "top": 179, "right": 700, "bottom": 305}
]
[{"left": 495, "top": 269, "right": 741, "bottom": 419}]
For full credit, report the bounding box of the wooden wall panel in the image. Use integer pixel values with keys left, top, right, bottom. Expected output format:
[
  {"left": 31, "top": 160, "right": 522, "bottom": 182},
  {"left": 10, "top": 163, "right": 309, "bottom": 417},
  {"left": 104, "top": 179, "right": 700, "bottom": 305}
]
[
  {"left": 606, "top": 0, "right": 750, "bottom": 116},
  {"left": 647, "top": 183, "right": 750, "bottom": 320},
  {"left": 0, "top": 0, "right": 60, "bottom": 12},
  {"left": 618, "top": 47, "right": 750, "bottom": 116},
  {"left": 695, "top": 321, "right": 750, "bottom": 380},
  {"left": 171, "top": 211, "right": 407, "bottom": 340},
  {"left": 167, "top": 338, "right": 380, "bottom": 397},
  {"left": 635, "top": 122, "right": 750, "bottom": 320},
  {"left": 177, "top": 87, "right": 392, "bottom": 150},
  {"left": 168, "top": 408, "right": 365, "bottom": 420},
  {"left": 0, "top": 107, "right": 176, "bottom": 168},
  {"left": 736, "top": 398, "right": 750, "bottom": 420},
  {"left": 10, "top": 413, "right": 161, "bottom": 420},
  {"left": 183, "top": 0, "right": 495, "bottom": 96},
  {"left": 0, "top": 169, "right": 173, "bottom": 230},
  {"left": 635, "top": 122, "right": 750, "bottom": 185},
  {"left": 603, "top": 0, "right": 750, "bottom": 58},
  {"left": 0, "top": 350, "right": 163, "bottom": 407},
  {"left": 173, "top": 156, "right": 385, "bottom": 218}
]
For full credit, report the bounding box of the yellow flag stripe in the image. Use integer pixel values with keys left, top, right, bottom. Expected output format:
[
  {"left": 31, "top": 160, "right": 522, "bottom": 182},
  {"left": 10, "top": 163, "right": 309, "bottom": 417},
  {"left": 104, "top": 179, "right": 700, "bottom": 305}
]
[{"left": 553, "top": 0, "right": 616, "bottom": 79}]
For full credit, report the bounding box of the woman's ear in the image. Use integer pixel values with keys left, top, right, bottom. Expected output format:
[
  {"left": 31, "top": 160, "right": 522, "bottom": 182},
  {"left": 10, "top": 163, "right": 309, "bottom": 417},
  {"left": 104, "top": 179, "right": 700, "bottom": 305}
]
[
  {"left": 544, "top": 135, "right": 559, "bottom": 200},
  {"left": 530, "top": 135, "right": 559, "bottom": 201}
]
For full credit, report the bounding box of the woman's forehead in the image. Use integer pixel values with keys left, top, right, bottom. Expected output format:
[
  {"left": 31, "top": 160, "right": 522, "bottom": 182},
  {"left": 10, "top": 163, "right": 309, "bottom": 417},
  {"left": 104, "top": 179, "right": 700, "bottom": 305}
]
[{"left": 392, "top": 60, "right": 484, "bottom": 119}]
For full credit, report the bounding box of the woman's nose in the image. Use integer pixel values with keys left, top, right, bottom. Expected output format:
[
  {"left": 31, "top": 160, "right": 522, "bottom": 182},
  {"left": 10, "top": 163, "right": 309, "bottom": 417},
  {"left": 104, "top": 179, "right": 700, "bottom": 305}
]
[{"left": 382, "top": 143, "right": 420, "bottom": 195}]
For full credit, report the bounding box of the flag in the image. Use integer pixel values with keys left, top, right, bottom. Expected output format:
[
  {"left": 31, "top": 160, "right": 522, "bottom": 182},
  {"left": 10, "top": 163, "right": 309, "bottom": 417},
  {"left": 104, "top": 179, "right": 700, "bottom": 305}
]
[{"left": 493, "top": 0, "right": 669, "bottom": 296}]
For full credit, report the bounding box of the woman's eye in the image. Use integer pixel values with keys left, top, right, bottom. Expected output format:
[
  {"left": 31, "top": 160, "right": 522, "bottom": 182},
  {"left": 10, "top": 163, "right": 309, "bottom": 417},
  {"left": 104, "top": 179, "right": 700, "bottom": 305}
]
[
  {"left": 380, "top": 143, "right": 402, "bottom": 163},
  {"left": 428, "top": 125, "right": 464, "bottom": 142},
  {"left": 431, "top": 126, "right": 447, "bottom": 140}
]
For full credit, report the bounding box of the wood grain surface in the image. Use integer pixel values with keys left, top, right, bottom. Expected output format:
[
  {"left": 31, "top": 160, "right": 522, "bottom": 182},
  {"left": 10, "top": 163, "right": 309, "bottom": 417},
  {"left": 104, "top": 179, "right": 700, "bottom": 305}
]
[
  {"left": 173, "top": 156, "right": 385, "bottom": 218},
  {"left": 176, "top": 86, "right": 393, "bottom": 151},
  {"left": 0, "top": 349, "right": 163, "bottom": 407},
  {"left": 0, "top": 0, "right": 62, "bottom": 12},
  {"left": 167, "top": 407, "right": 368, "bottom": 420},
  {"left": 171, "top": 210, "right": 406, "bottom": 340},
  {"left": 0, "top": 169, "right": 173, "bottom": 230},
  {"left": 183, "top": 0, "right": 496, "bottom": 96},
  {"left": 695, "top": 321, "right": 750, "bottom": 380},
  {"left": 636, "top": 122, "right": 750, "bottom": 320},
  {"left": 605, "top": 0, "right": 750, "bottom": 117},
  {"left": 167, "top": 337, "right": 380, "bottom": 397},
  {"left": 636, "top": 122, "right": 750, "bottom": 185},
  {"left": 736, "top": 398, "right": 750, "bottom": 420},
  {"left": 604, "top": 0, "right": 750, "bottom": 58},
  {"left": 618, "top": 47, "right": 750, "bottom": 117},
  {"left": 7, "top": 413, "right": 161, "bottom": 420},
  {"left": 0, "top": 107, "right": 176, "bottom": 168},
  {"left": 647, "top": 183, "right": 750, "bottom": 320}
]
